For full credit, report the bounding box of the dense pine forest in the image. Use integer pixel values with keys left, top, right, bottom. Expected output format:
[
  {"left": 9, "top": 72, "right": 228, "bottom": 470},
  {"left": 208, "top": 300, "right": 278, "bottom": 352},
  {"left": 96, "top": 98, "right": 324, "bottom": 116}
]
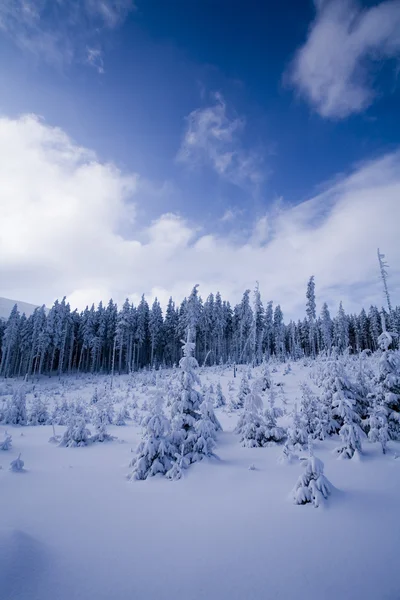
[{"left": 1, "top": 272, "right": 398, "bottom": 379}]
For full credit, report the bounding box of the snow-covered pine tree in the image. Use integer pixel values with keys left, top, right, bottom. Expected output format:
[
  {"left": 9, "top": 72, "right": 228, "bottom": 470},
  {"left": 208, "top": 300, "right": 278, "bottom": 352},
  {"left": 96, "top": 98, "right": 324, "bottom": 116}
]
[
  {"left": 287, "top": 403, "right": 307, "bottom": 450},
  {"left": 0, "top": 431, "right": 12, "bottom": 451},
  {"left": 264, "top": 385, "right": 286, "bottom": 443},
  {"left": 60, "top": 415, "right": 92, "bottom": 447},
  {"left": 369, "top": 323, "right": 400, "bottom": 440},
  {"left": 299, "top": 382, "right": 321, "bottom": 440},
  {"left": 169, "top": 330, "right": 202, "bottom": 465},
  {"left": 236, "top": 372, "right": 251, "bottom": 408},
  {"left": 332, "top": 378, "right": 366, "bottom": 459},
  {"left": 368, "top": 397, "right": 389, "bottom": 454},
  {"left": 92, "top": 402, "right": 115, "bottom": 443},
  {"left": 3, "top": 385, "right": 27, "bottom": 425},
  {"left": 28, "top": 395, "right": 49, "bottom": 425},
  {"left": 193, "top": 393, "right": 221, "bottom": 459},
  {"left": 235, "top": 379, "right": 270, "bottom": 447},
  {"left": 214, "top": 381, "right": 226, "bottom": 407},
  {"left": 10, "top": 453, "right": 25, "bottom": 472},
  {"left": 260, "top": 361, "right": 271, "bottom": 391},
  {"left": 292, "top": 440, "right": 332, "bottom": 508},
  {"left": 129, "top": 388, "right": 175, "bottom": 480}
]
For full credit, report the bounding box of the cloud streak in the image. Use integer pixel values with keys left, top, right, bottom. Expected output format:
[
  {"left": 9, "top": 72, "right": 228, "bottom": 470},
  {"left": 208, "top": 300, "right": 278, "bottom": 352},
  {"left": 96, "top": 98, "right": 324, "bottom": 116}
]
[
  {"left": 0, "top": 0, "right": 134, "bottom": 70},
  {"left": 1, "top": 114, "right": 399, "bottom": 319},
  {"left": 177, "top": 93, "right": 264, "bottom": 189},
  {"left": 287, "top": 0, "right": 400, "bottom": 119}
]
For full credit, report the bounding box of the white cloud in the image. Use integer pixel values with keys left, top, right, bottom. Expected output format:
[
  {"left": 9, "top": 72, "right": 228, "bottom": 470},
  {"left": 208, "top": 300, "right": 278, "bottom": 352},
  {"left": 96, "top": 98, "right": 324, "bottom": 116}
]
[
  {"left": 1, "top": 114, "right": 399, "bottom": 320},
  {"left": 288, "top": 0, "right": 400, "bottom": 118},
  {"left": 177, "top": 93, "right": 264, "bottom": 189},
  {"left": 86, "top": 48, "right": 105, "bottom": 74},
  {"left": 0, "top": 0, "right": 134, "bottom": 69}
]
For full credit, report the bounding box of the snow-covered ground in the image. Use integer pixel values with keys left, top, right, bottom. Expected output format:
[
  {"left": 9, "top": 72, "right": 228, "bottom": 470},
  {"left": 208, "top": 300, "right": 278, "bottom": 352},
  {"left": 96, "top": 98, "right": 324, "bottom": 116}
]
[{"left": 1, "top": 361, "right": 399, "bottom": 600}]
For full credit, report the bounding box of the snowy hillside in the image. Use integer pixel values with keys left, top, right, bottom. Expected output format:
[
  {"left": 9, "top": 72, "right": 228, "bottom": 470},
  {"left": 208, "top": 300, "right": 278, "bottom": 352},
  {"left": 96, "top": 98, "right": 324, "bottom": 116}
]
[
  {"left": 0, "top": 355, "right": 399, "bottom": 600},
  {"left": 0, "top": 297, "right": 41, "bottom": 320}
]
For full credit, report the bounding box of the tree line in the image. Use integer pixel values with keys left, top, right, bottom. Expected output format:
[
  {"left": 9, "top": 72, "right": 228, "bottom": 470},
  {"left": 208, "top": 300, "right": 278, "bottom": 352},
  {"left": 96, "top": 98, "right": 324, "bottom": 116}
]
[{"left": 0, "top": 276, "right": 398, "bottom": 378}]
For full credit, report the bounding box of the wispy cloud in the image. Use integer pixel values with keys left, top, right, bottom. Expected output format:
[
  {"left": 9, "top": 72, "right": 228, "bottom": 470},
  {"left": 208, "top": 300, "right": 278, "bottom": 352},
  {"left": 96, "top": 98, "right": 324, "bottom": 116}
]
[
  {"left": 86, "top": 47, "right": 105, "bottom": 74},
  {"left": 0, "top": 0, "right": 135, "bottom": 70},
  {"left": 177, "top": 93, "right": 264, "bottom": 189},
  {"left": 1, "top": 114, "right": 399, "bottom": 318},
  {"left": 287, "top": 0, "right": 400, "bottom": 119}
]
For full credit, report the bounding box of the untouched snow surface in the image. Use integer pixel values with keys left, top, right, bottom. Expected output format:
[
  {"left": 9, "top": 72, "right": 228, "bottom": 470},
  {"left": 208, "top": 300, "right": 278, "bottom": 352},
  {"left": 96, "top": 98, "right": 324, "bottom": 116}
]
[{"left": 1, "top": 361, "right": 400, "bottom": 600}]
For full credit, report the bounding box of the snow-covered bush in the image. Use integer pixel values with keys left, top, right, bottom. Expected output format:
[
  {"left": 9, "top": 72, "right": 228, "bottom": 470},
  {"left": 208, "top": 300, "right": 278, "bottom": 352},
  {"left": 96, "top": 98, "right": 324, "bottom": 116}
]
[
  {"left": 332, "top": 378, "right": 366, "bottom": 459},
  {"left": 292, "top": 443, "right": 332, "bottom": 507},
  {"left": 60, "top": 415, "right": 92, "bottom": 447},
  {"left": 129, "top": 389, "right": 175, "bottom": 480},
  {"left": 28, "top": 395, "right": 49, "bottom": 425},
  {"left": 214, "top": 382, "right": 226, "bottom": 408},
  {"left": 264, "top": 386, "right": 285, "bottom": 443},
  {"left": 169, "top": 332, "right": 202, "bottom": 465},
  {"left": 236, "top": 372, "right": 251, "bottom": 408},
  {"left": 10, "top": 453, "right": 25, "bottom": 472},
  {"left": 2, "top": 385, "right": 27, "bottom": 425},
  {"left": 287, "top": 404, "right": 307, "bottom": 450},
  {"left": 92, "top": 402, "right": 115, "bottom": 443},
  {"left": 0, "top": 431, "right": 12, "bottom": 451},
  {"left": 236, "top": 379, "right": 270, "bottom": 448},
  {"left": 368, "top": 398, "right": 389, "bottom": 454}
]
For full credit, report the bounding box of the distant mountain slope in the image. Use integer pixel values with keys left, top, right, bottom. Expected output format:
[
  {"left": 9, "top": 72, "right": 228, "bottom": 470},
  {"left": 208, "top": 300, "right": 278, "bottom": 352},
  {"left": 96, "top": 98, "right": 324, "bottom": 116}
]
[{"left": 0, "top": 297, "right": 42, "bottom": 320}]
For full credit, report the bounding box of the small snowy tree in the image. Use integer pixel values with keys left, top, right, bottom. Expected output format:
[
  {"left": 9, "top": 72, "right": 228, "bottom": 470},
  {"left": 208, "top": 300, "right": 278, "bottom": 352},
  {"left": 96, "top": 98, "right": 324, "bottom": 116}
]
[
  {"left": 264, "top": 386, "right": 286, "bottom": 443},
  {"left": 166, "top": 444, "right": 189, "bottom": 481},
  {"left": 3, "top": 385, "right": 27, "bottom": 425},
  {"left": 236, "top": 379, "right": 270, "bottom": 447},
  {"left": 214, "top": 382, "right": 226, "bottom": 408},
  {"left": 292, "top": 440, "right": 332, "bottom": 507},
  {"left": 92, "top": 401, "right": 115, "bottom": 443},
  {"left": 10, "top": 453, "right": 25, "bottom": 472},
  {"left": 192, "top": 395, "right": 220, "bottom": 460},
  {"left": 260, "top": 361, "right": 272, "bottom": 391},
  {"left": 287, "top": 404, "right": 307, "bottom": 450},
  {"left": 0, "top": 431, "right": 12, "bottom": 451},
  {"left": 236, "top": 372, "right": 251, "bottom": 408},
  {"left": 60, "top": 415, "right": 92, "bottom": 447},
  {"left": 170, "top": 330, "right": 202, "bottom": 465},
  {"left": 332, "top": 378, "right": 366, "bottom": 459},
  {"left": 28, "top": 395, "right": 49, "bottom": 425},
  {"left": 368, "top": 398, "right": 389, "bottom": 454},
  {"left": 129, "top": 389, "right": 175, "bottom": 480}
]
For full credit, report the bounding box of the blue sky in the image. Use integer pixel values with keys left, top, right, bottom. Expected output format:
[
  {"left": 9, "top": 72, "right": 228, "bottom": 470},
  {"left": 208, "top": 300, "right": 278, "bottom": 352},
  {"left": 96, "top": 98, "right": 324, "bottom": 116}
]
[{"left": 0, "top": 0, "right": 400, "bottom": 317}]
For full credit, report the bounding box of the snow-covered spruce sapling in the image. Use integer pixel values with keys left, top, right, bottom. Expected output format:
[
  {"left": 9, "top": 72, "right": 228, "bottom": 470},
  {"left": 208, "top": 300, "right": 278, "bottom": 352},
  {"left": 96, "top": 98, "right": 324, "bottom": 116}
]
[
  {"left": 236, "top": 372, "right": 251, "bottom": 408},
  {"left": 292, "top": 440, "right": 332, "bottom": 507},
  {"left": 368, "top": 398, "right": 389, "bottom": 454},
  {"left": 235, "top": 379, "right": 270, "bottom": 448},
  {"left": 169, "top": 330, "right": 202, "bottom": 465},
  {"left": 92, "top": 402, "right": 116, "bottom": 443},
  {"left": 28, "top": 395, "right": 49, "bottom": 425},
  {"left": 286, "top": 404, "right": 307, "bottom": 450},
  {"left": 277, "top": 442, "right": 298, "bottom": 465},
  {"left": 166, "top": 444, "right": 189, "bottom": 481},
  {"left": 264, "top": 386, "right": 286, "bottom": 443},
  {"left": 10, "top": 453, "right": 25, "bottom": 472},
  {"left": 214, "top": 382, "right": 226, "bottom": 408},
  {"left": 332, "top": 378, "right": 366, "bottom": 459},
  {"left": 192, "top": 393, "right": 221, "bottom": 460},
  {"left": 0, "top": 431, "right": 12, "bottom": 451},
  {"left": 372, "top": 327, "right": 400, "bottom": 440},
  {"left": 129, "top": 389, "right": 175, "bottom": 480},
  {"left": 260, "top": 362, "right": 272, "bottom": 391},
  {"left": 3, "top": 385, "right": 27, "bottom": 425},
  {"left": 60, "top": 415, "right": 92, "bottom": 447}
]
